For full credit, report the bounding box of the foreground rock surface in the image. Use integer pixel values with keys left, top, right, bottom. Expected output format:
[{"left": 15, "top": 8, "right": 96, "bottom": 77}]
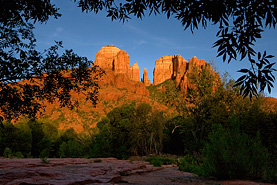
[
  {"left": 0, "top": 158, "right": 160, "bottom": 185},
  {"left": 0, "top": 158, "right": 274, "bottom": 185}
]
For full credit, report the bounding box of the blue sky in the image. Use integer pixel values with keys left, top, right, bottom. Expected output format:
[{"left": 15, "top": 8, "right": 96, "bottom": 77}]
[{"left": 34, "top": 0, "right": 277, "bottom": 98}]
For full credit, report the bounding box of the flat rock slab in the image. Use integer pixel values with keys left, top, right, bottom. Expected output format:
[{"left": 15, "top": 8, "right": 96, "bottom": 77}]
[
  {"left": 0, "top": 158, "right": 274, "bottom": 185},
  {"left": 0, "top": 158, "right": 160, "bottom": 185},
  {"left": 119, "top": 165, "right": 275, "bottom": 185}
]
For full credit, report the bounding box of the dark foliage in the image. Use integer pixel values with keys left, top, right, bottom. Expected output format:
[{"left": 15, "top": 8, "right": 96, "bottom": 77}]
[{"left": 0, "top": 0, "right": 104, "bottom": 120}]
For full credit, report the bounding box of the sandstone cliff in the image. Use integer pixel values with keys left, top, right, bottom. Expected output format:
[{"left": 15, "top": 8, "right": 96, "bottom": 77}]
[
  {"left": 94, "top": 45, "right": 121, "bottom": 70},
  {"left": 94, "top": 45, "right": 149, "bottom": 96},
  {"left": 153, "top": 55, "right": 212, "bottom": 92},
  {"left": 129, "top": 62, "right": 140, "bottom": 82},
  {"left": 94, "top": 45, "right": 140, "bottom": 82},
  {"left": 142, "top": 68, "right": 151, "bottom": 86}
]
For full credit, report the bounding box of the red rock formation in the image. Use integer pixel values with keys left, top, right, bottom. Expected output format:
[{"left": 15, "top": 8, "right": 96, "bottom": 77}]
[
  {"left": 129, "top": 62, "right": 140, "bottom": 82},
  {"left": 0, "top": 158, "right": 269, "bottom": 185},
  {"left": 153, "top": 55, "right": 213, "bottom": 92},
  {"left": 172, "top": 55, "right": 188, "bottom": 85},
  {"left": 114, "top": 50, "right": 130, "bottom": 74},
  {"left": 95, "top": 45, "right": 141, "bottom": 82},
  {"left": 94, "top": 45, "right": 121, "bottom": 70},
  {"left": 153, "top": 56, "right": 174, "bottom": 85},
  {"left": 142, "top": 68, "right": 151, "bottom": 86},
  {"left": 188, "top": 56, "right": 208, "bottom": 73}
]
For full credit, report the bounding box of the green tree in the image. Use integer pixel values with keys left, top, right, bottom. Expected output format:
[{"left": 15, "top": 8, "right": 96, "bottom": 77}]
[
  {"left": 0, "top": 121, "right": 32, "bottom": 157},
  {"left": 179, "top": 65, "right": 222, "bottom": 153},
  {"left": 93, "top": 102, "right": 165, "bottom": 158},
  {"left": 28, "top": 120, "right": 47, "bottom": 157},
  {"left": 203, "top": 122, "right": 270, "bottom": 180}
]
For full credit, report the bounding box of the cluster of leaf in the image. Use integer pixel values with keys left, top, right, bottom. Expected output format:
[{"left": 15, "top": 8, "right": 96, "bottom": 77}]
[
  {"left": 235, "top": 51, "right": 276, "bottom": 98},
  {"left": 0, "top": 119, "right": 90, "bottom": 158},
  {"left": 75, "top": 0, "right": 277, "bottom": 98},
  {"left": 0, "top": 0, "right": 103, "bottom": 120}
]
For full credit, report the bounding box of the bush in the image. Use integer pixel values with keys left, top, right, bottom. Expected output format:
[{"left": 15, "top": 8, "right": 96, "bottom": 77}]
[
  {"left": 146, "top": 156, "right": 176, "bottom": 167},
  {"left": 3, "top": 147, "right": 13, "bottom": 158},
  {"left": 178, "top": 154, "right": 203, "bottom": 176},
  {"left": 202, "top": 124, "right": 270, "bottom": 180},
  {"left": 14, "top": 152, "right": 24, "bottom": 158}
]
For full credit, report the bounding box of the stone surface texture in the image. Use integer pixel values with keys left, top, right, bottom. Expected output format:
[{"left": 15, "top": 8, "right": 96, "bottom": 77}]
[
  {"left": 153, "top": 56, "right": 175, "bottom": 85},
  {"left": 94, "top": 45, "right": 121, "bottom": 70},
  {"left": 0, "top": 158, "right": 274, "bottom": 185},
  {"left": 129, "top": 62, "right": 140, "bottom": 82},
  {"left": 94, "top": 45, "right": 140, "bottom": 82},
  {"left": 0, "top": 158, "right": 160, "bottom": 185},
  {"left": 142, "top": 68, "right": 151, "bottom": 86},
  {"left": 153, "top": 54, "right": 212, "bottom": 92}
]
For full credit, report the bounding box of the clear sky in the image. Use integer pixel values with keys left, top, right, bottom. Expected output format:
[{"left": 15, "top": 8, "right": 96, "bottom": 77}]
[{"left": 34, "top": 0, "right": 277, "bottom": 98}]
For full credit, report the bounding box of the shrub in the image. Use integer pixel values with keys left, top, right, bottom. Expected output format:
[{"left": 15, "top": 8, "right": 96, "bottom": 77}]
[
  {"left": 3, "top": 147, "right": 13, "bottom": 158},
  {"left": 202, "top": 124, "right": 270, "bottom": 180},
  {"left": 146, "top": 156, "right": 176, "bottom": 167},
  {"left": 178, "top": 154, "right": 203, "bottom": 176},
  {"left": 14, "top": 152, "right": 24, "bottom": 158}
]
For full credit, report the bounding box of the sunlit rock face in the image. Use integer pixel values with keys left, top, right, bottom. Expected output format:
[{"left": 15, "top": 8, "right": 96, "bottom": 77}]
[
  {"left": 153, "top": 55, "right": 212, "bottom": 92},
  {"left": 129, "top": 62, "right": 140, "bottom": 82},
  {"left": 94, "top": 45, "right": 139, "bottom": 82},
  {"left": 153, "top": 56, "right": 175, "bottom": 85},
  {"left": 142, "top": 68, "right": 151, "bottom": 86},
  {"left": 94, "top": 45, "right": 149, "bottom": 96},
  {"left": 94, "top": 45, "right": 121, "bottom": 70},
  {"left": 94, "top": 45, "right": 214, "bottom": 93}
]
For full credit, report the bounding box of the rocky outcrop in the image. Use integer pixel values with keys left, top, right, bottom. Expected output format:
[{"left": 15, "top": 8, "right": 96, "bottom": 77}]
[
  {"left": 114, "top": 50, "right": 130, "bottom": 74},
  {"left": 129, "top": 62, "right": 140, "bottom": 82},
  {"left": 94, "top": 45, "right": 121, "bottom": 70},
  {"left": 142, "top": 68, "right": 151, "bottom": 86},
  {"left": 153, "top": 56, "right": 175, "bottom": 85},
  {"left": 153, "top": 55, "right": 212, "bottom": 92},
  {"left": 94, "top": 45, "right": 141, "bottom": 83},
  {"left": 94, "top": 45, "right": 149, "bottom": 96}
]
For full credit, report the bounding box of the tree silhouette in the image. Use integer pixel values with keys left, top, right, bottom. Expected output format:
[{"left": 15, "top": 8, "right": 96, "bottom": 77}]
[
  {"left": 0, "top": 0, "right": 103, "bottom": 120},
  {"left": 74, "top": 0, "right": 276, "bottom": 98}
]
